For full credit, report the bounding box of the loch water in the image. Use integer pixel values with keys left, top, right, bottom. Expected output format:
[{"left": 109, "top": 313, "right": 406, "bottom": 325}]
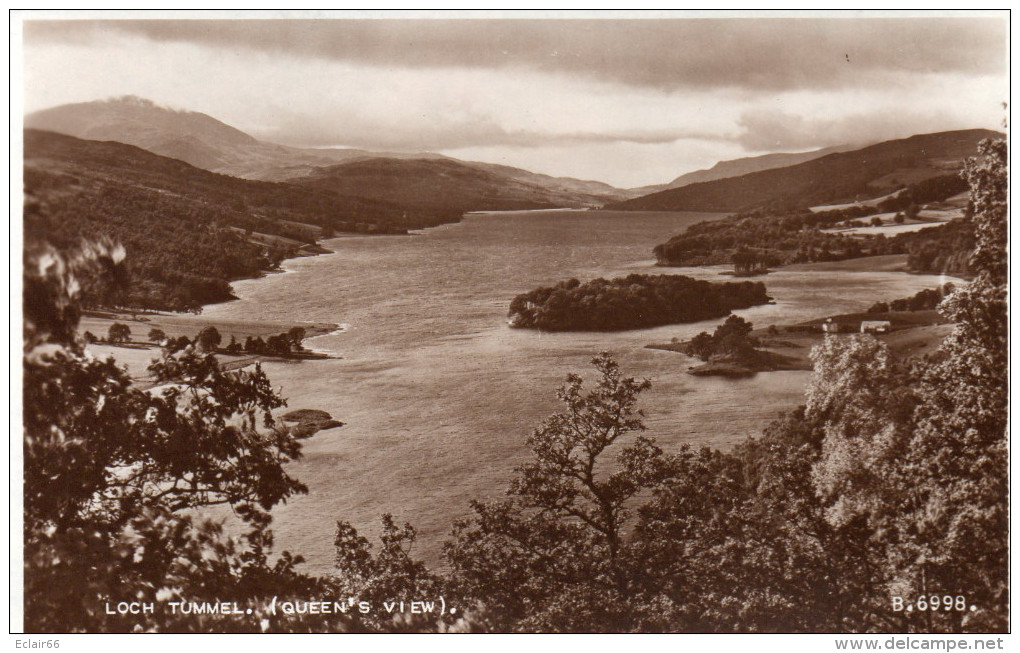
[{"left": 201, "top": 210, "right": 955, "bottom": 571}]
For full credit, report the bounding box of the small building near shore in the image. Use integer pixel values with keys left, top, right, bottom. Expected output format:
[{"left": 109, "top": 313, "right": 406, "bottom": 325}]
[
  {"left": 860, "top": 320, "right": 891, "bottom": 334},
  {"left": 821, "top": 318, "right": 853, "bottom": 334}
]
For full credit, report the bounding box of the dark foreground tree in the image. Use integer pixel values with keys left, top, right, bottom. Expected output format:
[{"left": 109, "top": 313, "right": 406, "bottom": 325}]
[
  {"left": 446, "top": 352, "right": 679, "bottom": 631},
  {"left": 892, "top": 139, "right": 1008, "bottom": 631},
  {"left": 331, "top": 514, "right": 445, "bottom": 631},
  {"left": 23, "top": 241, "right": 337, "bottom": 632}
]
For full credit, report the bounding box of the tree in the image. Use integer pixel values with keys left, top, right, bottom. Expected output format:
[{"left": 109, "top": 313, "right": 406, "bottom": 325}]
[
  {"left": 196, "top": 325, "right": 222, "bottom": 351},
  {"left": 446, "top": 353, "right": 675, "bottom": 631},
  {"left": 267, "top": 334, "right": 289, "bottom": 354},
  {"left": 164, "top": 335, "right": 191, "bottom": 353},
  {"left": 332, "top": 515, "right": 443, "bottom": 631},
  {"left": 891, "top": 139, "right": 1008, "bottom": 631},
  {"left": 147, "top": 327, "right": 166, "bottom": 343},
  {"left": 806, "top": 334, "right": 915, "bottom": 527},
  {"left": 287, "top": 326, "right": 307, "bottom": 351},
  {"left": 797, "top": 139, "right": 1008, "bottom": 632},
  {"left": 23, "top": 241, "right": 323, "bottom": 632},
  {"left": 870, "top": 216, "right": 883, "bottom": 227},
  {"left": 687, "top": 331, "right": 715, "bottom": 361},
  {"left": 715, "top": 314, "right": 753, "bottom": 340},
  {"left": 894, "top": 213, "right": 905, "bottom": 224},
  {"left": 107, "top": 322, "right": 131, "bottom": 343}
]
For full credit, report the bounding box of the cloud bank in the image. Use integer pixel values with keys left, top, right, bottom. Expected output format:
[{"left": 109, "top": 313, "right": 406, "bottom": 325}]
[
  {"left": 20, "top": 14, "right": 1009, "bottom": 186},
  {"left": 25, "top": 17, "right": 1007, "bottom": 92}
]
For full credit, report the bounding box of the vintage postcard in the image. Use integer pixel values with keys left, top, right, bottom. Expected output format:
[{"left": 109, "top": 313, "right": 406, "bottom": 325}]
[{"left": 12, "top": 10, "right": 1010, "bottom": 648}]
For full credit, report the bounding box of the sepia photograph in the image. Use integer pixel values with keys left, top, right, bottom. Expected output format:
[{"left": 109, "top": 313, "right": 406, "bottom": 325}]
[{"left": 12, "top": 9, "right": 1010, "bottom": 645}]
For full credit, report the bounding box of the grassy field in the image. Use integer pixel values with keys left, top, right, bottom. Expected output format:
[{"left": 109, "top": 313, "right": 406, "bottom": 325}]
[{"left": 782, "top": 254, "right": 910, "bottom": 273}]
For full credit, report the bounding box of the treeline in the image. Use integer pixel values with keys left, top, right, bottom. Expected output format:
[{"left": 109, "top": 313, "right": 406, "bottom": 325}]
[
  {"left": 874, "top": 173, "right": 969, "bottom": 213},
  {"left": 86, "top": 323, "right": 310, "bottom": 358},
  {"left": 652, "top": 173, "right": 974, "bottom": 275},
  {"left": 653, "top": 209, "right": 974, "bottom": 277},
  {"left": 508, "top": 274, "right": 770, "bottom": 331},
  {"left": 868, "top": 284, "right": 957, "bottom": 314},
  {"left": 652, "top": 206, "right": 899, "bottom": 268},
  {"left": 900, "top": 219, "right": 974, "bottom": 276}
]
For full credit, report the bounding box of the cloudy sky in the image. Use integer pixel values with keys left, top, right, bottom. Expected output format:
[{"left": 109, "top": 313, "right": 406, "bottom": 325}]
[{"left": 19, "top": 12, "right": 1008, "bottom": 187}]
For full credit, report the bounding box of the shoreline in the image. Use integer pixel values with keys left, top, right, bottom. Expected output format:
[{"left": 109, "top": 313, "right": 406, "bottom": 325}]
[{"left": 79, "top": 212, "right": 466, "bottom": 354}]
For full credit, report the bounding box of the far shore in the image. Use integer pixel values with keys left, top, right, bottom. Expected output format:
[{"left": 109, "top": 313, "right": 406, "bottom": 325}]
[{"left": 81, "top": 309, "right": 338, "bottom": 343}]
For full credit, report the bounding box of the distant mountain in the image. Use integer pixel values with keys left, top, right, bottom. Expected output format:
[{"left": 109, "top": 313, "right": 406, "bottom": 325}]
[
  {"left": 287, "top": 157, "right": 622, "bottom": 213},
  {"left": 26, "top": 96, "right": 628, "bottom": 204},
  {"left": 608, "top": 129, "right": 1003, "bottom": 213},
  {"left": 663, "top": 143, "right": 860, "bottom": 190},
  {"left": 24, "top": 96, "right": 411, "bottom": 180},
  {"left": 23, "top": 129, "right": 456, "bottom": 310}
]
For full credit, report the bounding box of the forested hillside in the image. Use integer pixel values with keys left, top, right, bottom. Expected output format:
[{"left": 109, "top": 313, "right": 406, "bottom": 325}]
[
  {"left": 610, "top": 129, "right": 1001, "bottom": 213},
  {"left": 289, "top": 156, "right": 618, "bottom": 213},
  {"left": 23, "top": 129, "right": 453, "bottom": 310}
]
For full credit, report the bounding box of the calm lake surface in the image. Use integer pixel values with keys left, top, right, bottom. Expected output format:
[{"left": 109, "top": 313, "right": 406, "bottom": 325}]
[{"left": 200, "top": 210, "right": 954, "bottom": 572}]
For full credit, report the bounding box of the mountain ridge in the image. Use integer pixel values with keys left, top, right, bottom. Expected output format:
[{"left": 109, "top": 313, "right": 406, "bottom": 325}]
[
  {"left": 662, "top": 143, "right": 862, "bottom": 190},
  {"left": 608, "top": 129, "right": 1003, "bottom": 213}
]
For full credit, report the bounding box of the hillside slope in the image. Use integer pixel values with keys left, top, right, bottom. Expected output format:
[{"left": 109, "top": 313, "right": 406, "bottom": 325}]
[
  {"left": 663, "top": 143, "right": 859, "bottom": 190},
  {"left": 288, "top": 156, "right": 618, "bottom": 212},
  {"left": 609, "top": 129, "right": 1002, "bottom": 213},
  {"left": 23, "top": 129, "right": 453, "bottom": 310}
]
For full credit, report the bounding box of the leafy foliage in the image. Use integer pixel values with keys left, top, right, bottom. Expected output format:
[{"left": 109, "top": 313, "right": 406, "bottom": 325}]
[
  {"left": 446, "top": 353, "right": 672, "bottom": 631},
  {"left": 889, "top": 139, "right": 1009, "bottom": 630},
  {"left": 23, "top": 241, "right": 331, "bottom": 632},
  {"left": 331, "top": 515, "right": 445, "bottom": 631},
  {"left": 685, "top": 314, "right": 758, "bottom": 361}
]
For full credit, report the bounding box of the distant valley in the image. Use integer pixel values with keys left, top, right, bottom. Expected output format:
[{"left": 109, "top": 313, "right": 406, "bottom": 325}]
[
  {"left": 26, "top": 96, "right": 630, "bottom": 207},
  {"left": 23, "top": 95, "right": 1002, "bottom": 313}
]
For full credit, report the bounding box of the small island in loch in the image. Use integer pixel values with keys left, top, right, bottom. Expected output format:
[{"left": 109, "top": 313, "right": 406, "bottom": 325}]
[{"left": 508, "top": 273, "right": 771, "bottom": 331}]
